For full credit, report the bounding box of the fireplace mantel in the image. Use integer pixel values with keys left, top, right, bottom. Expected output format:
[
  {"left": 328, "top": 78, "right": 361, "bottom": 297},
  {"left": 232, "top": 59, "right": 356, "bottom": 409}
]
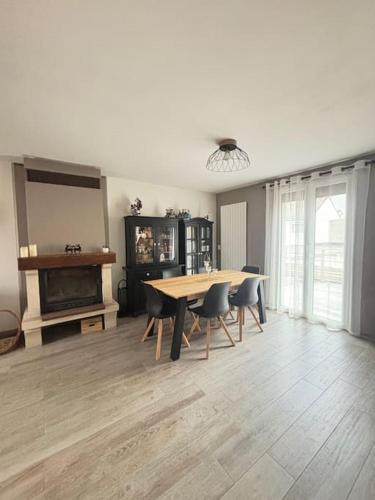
[{"left": 18, "top": 251, "right": 116, "bottom": 270}]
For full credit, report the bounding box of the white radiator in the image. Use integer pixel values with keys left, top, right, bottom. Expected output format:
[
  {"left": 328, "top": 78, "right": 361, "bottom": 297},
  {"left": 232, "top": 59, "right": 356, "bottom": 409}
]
[{"left": 220, "top": 202, "right": 247, "bottom": 270}]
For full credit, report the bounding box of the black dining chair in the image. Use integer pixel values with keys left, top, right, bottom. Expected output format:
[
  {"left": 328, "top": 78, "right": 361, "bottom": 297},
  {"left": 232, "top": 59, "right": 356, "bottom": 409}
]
[
  {"left": 162, "top": 267, "right": 201, "bottom": 333},
  {"left": 142, "top": 283, "right": 190, "bottom": 360},
  {"left": 225, "top": 265, "right": 261, "bottom": 322},
  {"left": 188, "top": 282, "right": 235, "bottom": 359},
  {"left": 229, "top": 277, "right": 263, "bottom": 341},
  {"left": 242, "top": 265, "right": 261, "bottom": 274},
  {"left": 161, "top": 267, "right": 183, "bottom": 279}
]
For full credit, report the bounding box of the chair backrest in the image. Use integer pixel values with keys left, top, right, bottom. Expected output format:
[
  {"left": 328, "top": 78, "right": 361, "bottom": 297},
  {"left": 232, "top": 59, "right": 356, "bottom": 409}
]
[
  {"left": 234, "top": 278, "right": 260, "bottom": 307},
  {"left": 143, "top": 283, "right": 163, "bottom": 317},
  {"left": 162, "top": 267, "right": 182, "bottom": 279},
  {"left": 202, "top": 282, "right": 230, "bottom": 317},
  {"left": 242, "top": 265, "right": 260, "bottom": 274}
]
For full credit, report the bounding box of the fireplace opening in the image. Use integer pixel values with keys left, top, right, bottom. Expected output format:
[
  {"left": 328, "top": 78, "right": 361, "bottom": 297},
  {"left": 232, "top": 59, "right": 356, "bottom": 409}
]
[{"left": 39, "top": 265, "right": 103, "bottom": 314}]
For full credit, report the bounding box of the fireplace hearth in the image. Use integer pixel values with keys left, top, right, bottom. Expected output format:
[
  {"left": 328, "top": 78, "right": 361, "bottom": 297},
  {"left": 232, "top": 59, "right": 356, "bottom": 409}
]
[{"left": 39, "top": 265, "right": 103, "bottom": 314}]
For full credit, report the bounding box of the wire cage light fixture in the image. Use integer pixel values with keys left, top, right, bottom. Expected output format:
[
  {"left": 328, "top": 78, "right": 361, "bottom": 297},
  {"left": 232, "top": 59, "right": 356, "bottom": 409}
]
[{"left": 206, "top": 139, "right": 250, "bottom": 172}]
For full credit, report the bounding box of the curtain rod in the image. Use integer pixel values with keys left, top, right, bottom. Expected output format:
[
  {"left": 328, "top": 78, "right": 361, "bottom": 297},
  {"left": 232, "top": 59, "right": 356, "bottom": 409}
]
[{"left": 262, "top": 160, "right": 374, "bottom": 189}]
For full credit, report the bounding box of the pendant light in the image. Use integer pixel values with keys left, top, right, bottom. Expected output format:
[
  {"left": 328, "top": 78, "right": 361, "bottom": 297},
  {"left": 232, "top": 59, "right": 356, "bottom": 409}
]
[{"left": 206, "top": 139, "right": 250, "bottom": 172}]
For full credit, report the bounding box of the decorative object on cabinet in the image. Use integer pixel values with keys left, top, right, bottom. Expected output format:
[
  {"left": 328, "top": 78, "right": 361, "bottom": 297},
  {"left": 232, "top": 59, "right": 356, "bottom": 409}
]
[
  {"left": 124, "top": 216, "right": 180, "bottom": 315},
  {"left": 130, "top": 198, "right": 142, "bottom": 216},
  {"left": 165, "top": 208, "right": 176, "bottom": 218},
  {"left": 177, "top": 209, "right": 191, "bottom": 219},
  {"left": 179, "top": 217, "right": 214, "bottom": 275}
]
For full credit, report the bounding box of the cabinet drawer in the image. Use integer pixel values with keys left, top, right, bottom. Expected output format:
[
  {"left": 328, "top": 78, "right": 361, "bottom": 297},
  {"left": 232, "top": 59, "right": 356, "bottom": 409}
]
[{"left": 136, "top": 270, "right": 161, "bottom": 281}]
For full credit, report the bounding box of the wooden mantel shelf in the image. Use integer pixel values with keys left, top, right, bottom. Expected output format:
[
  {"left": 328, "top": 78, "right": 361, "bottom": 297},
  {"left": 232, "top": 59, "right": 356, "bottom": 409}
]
[{"left": 18, "top": 252, "right": 116, "bottom": 271}]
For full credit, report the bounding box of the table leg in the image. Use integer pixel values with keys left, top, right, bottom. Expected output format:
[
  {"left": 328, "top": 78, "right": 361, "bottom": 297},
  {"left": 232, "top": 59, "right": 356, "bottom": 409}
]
[
  {"left": 171, "top": 297, "right": 187, "bottom": 361},
  {"left": 257, "top": 281, "right": 267, "bottom": 324}
]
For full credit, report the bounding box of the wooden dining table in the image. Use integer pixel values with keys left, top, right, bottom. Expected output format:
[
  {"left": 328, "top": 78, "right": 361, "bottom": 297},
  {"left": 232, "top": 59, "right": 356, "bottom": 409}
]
[{"left": 148, "top": 269, "right": 268, "bottom": 361}]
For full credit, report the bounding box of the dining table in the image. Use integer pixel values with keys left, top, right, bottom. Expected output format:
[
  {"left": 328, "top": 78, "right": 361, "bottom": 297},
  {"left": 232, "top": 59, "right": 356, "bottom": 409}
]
[{"left": 148, "top": 269, "right": 269, "bottom": 361}]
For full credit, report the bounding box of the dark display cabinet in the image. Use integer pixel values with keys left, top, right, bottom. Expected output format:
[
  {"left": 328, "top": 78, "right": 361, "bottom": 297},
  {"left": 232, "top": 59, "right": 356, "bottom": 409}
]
[
  {"left": 179, "top": 218, "right": 214, "bottom": 275},
  {"left": 124, "top": 216, "right": 180, "bottom": 315}
]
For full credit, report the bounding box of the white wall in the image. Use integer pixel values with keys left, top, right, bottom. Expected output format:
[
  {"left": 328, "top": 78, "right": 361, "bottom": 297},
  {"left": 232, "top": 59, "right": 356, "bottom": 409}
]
[
  {"left": 106, "top": 176, "right": 217, "bottom": 297},
  {"left": 0, "top": 161, "right": 20, "bottom": 330}
]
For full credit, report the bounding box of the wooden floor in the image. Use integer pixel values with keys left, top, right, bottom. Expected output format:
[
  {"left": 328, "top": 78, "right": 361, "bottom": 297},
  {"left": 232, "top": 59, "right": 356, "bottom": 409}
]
[{"left": 1, "top": 311, "right": 375, "bottom": 499}]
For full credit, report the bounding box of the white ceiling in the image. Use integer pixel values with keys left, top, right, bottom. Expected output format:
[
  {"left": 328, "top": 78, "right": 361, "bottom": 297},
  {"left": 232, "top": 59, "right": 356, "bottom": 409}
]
[{"left": 1, "top": 1, "right": 374, "bottom": 193}]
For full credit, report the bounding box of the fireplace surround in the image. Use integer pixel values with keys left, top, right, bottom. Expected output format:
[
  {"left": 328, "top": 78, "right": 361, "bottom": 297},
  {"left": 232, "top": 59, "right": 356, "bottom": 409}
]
[{"left": 18, "top": 252, "right": 119, "bottom": 348}]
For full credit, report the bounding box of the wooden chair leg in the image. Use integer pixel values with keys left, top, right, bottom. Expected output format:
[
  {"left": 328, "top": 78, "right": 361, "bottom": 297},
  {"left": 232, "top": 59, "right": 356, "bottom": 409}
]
[
  {"left": 218, "top": 317, "right": 236, "bottom": 346},
  {"left": 239, "top": 307, "right": 243, "bottom": 342},
  {"left": 188, "top": 315, "right": 200, "bottom": 340},
  {"left": 223, "top": 309, "right": 235, "bottom": 321},
  {"left": 156, "top": 319, "right": 163, "bottom": 360},
  {"left": 141, "top": 317, "right": 155, "bottom": 342},
  {"left": 248, "top": 305, "right": 264, "bottom": 332},
  {"left": 190, "top": 311, "right": 202, "bottom": 332},
  {"left": 206, "top": 319, "right": 211, "bottom": 359},
  {"left": 182, "top": 333, "right": 190, "bottom": 348},
  {"left": 223, "top": 309, "right": 234, "bottom": 321}
]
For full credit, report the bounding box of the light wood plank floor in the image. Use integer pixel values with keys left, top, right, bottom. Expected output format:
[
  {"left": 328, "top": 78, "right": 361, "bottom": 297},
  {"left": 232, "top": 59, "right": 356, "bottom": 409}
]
[{"left": 1, "top": 311, "right": 375, "bottom": 499}]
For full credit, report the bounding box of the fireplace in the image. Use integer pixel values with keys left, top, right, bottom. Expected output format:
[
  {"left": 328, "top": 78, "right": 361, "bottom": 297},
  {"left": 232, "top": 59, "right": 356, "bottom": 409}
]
[{"left": 39, "top": 265, "right": 103, "bottom": 314}]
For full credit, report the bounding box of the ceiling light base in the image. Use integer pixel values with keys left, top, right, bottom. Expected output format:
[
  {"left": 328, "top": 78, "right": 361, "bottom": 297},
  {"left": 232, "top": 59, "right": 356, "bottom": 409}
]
[{"left": 219, "top": 139, "right": 237, "bottom": 152}]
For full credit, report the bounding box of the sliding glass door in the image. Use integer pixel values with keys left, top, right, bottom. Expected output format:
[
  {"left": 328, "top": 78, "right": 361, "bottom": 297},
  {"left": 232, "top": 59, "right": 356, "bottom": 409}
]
[
  {"left": 310, "top": 182, "right": 347, "bottom": 326},
  {"left": 278, "top": 179, "right": 348, "bottom": 328}
]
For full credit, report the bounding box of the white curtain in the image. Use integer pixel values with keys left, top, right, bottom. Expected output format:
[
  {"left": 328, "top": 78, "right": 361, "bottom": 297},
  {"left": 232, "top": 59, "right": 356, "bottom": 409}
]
[{"left": 265, "top": 161, "right": 370, "bottom": 334}]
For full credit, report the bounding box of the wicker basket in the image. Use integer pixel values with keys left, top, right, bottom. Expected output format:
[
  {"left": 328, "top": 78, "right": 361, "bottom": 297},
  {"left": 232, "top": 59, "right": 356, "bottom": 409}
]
[{"left": 0, "top": 309, "right": 22, "bottom": 355}]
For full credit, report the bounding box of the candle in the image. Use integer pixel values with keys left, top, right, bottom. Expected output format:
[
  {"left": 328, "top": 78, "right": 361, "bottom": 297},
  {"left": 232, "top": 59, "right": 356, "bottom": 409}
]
[
  {"left": 20, "top": 246, "right": 29, "bottom": 258},
  {"left": 29, "top": 244, "right": 38, "bottom": 257}
]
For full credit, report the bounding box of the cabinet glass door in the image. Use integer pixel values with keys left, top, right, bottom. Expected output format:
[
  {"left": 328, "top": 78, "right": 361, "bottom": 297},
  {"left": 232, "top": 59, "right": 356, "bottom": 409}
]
[
  {"left": 200, "top": 224, "right": 212, "bottom": 259},
  {"left": 135, "top": 226, "right": 155, "bottom": 265},
  {"left": 186, "top": 224, "right": 199, "bottom": 274},
  {"left": 158, "top": 225, "right": 176, "bottom": 264}
]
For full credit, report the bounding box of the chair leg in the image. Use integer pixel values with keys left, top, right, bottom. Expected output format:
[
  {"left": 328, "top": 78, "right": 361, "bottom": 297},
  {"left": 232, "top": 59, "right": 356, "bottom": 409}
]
[
  {"left": 170, "top": 316, "right": 189, "bottom": 348},
  {"left": 223, "top": 309, "right": 235, "bottom": 321},
  {"left": 190, "top": 311, "right": 202, "bottom": 332},
  {"left": 188, "top": 315, "right": 200, "bottom": 340},
  {"left": 218, "top": 317, "right": 236, "bottom": 346},
  {"left": 156, "top": 319, "right": 163, "bottom": 360},
  {"left": 182, "top": 333, "right": 190, "bottom": 348},
  {"left": 141, "top": 317, "right": 155, "bottom": 342},
  {"left": 206, "top": 319, "right": 211, "bottom": 359},
  {"left": 239, "top": 307, "right": 243, "bottom": 342},
  {"left": 248, "top": 305, "right": 264, "bottom": 332}
]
